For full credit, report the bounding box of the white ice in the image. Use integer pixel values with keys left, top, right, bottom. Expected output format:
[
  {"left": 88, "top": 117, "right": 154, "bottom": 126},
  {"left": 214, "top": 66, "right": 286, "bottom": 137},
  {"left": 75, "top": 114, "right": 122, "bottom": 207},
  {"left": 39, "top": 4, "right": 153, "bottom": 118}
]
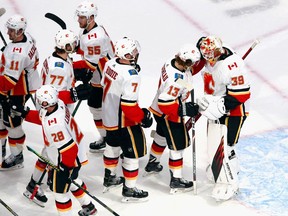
[{"left": 0, "top": 0, "right": 288, "bottom": 215}]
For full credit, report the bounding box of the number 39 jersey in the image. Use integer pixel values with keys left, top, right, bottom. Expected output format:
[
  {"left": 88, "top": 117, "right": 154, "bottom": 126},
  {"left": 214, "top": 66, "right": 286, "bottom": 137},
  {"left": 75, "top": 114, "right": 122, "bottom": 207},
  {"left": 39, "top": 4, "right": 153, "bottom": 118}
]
[
  {"left": 41, "top": 100, "right": 87, "bottom": 167},
  {"left": 203, "top": 47, "right": 251, "bottom": 116}
]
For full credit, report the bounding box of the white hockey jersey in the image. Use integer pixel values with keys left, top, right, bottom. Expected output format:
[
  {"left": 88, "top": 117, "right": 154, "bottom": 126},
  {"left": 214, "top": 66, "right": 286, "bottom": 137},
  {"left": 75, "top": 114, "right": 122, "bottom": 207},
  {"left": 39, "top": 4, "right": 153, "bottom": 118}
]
[
  {"left": 41, "top": 53, "right": 75, "bottom": 112},
  {"left": 40, "top": 100, "right": 87, "bottom": 167},
  {"left": 78, "top": 24, "right": 114, "bottom": 85},
  {"left": 203, "top": 47, "right": 251, "bottom": 116},
  {"left": 101, "top": 57, "right": 143, "bottom": 130},
  {"left": 149, "top": 57, "right": 193, "bottom": 123},
  {"left": 0, "top": 32, "right": 40, "bottom": 94}
]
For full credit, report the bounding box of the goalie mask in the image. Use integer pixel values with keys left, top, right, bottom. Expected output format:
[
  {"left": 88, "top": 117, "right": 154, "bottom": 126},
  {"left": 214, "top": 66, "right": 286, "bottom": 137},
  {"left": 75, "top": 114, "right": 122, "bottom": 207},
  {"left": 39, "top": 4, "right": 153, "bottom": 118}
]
[
  {"left": 55, "top": 29, "right": 78, "bottom": 53},
  {"left": 36, "top": 85, "right": 59, "bottom": 109},
  {"left": 115, "top": 37, "right": 141, "bottom": 61},
  {"left": 199, "top": 36, "right": 224, "bottom": 61},
  {"left": 75, "top": 1, "right": 98, "bottom": 19}
]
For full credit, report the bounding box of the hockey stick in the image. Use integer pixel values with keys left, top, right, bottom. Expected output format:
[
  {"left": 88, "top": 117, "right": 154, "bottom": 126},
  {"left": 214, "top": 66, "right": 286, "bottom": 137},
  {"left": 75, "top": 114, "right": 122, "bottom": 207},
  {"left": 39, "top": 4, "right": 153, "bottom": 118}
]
[
  {"left": 26, "top": 145, "right": 120, "bottom": 216},
  {"left": 0, "top": 198, "right": 19, "bottom": 216},
  {"left": 44, "top": 13, "right": 66, "bottom": 29},
  {"left": 0, "top": 8, "right": 7, "bottom": 47},
  {"left": 190, "top": 89, "right": 197, "bottom": 195}
]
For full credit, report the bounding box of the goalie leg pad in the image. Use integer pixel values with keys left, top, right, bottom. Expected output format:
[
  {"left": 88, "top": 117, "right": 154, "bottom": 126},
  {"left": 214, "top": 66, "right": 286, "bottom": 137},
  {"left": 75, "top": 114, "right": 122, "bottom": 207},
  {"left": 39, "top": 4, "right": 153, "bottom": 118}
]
[{"left": 207, "top": 122, "right": 239, "bottom": 201}]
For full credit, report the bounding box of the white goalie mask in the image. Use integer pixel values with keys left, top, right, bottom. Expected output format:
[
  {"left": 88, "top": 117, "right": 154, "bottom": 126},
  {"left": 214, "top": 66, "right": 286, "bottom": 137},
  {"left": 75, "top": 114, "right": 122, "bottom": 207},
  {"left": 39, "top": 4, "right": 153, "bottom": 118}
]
[
  {"left": 115, "top": 37, "right": 141, "bottom": 61},
  {"left": 199, "top": 35, "right": 224, "bottom": 61},
  {"left": 55, "top": 29, "right": 78, "bottom": 53},
  {"left": 75, "top": 1, "right": 98, "bottom": 19},
  {"left": 6, "top": 14, "right": 27, "bottom": 32},
  {"left": 177, "top": 44, "right": 201, "bottom": 66},
  {"left": 36, "top": 85, "right": 59, "bottom": 109}
]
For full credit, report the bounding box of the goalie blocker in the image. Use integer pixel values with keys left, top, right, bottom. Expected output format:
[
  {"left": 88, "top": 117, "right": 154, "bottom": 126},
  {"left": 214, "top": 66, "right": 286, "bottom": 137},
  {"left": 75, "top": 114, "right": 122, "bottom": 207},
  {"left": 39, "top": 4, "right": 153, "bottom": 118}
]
[{"left": 206, "top": 122, "right": 239, "bottom": 201}]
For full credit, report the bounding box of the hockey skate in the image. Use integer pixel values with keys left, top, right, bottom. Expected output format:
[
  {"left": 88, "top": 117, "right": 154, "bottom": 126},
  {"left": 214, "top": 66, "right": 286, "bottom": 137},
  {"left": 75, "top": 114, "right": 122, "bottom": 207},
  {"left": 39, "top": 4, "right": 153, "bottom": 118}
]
[
  {"left": 103, "top": 168, "right": 124, "bottom": 193},
  {"left": 0, "top": 152, "right": 24, "bottom": 170},
  {"left": 23, "top": 177, "right": 48, "bottom": 207},
  {"left": 78, "top": 202, "right": 97, "bottom": 216},
  {"left": 89, "top": 138, "right": 106, "bottom": 153},
  {"left": 169, "top": 171, "right": 193, "bottom": 194},
  {"left": 122, "top": 184, "right": 149, "bottom": 202},
  {"left": 211, "top": 182, "right": 239, "bottom": 202},
  {"left": 143, "top": 156, "right": 163, "bottom": 177}
]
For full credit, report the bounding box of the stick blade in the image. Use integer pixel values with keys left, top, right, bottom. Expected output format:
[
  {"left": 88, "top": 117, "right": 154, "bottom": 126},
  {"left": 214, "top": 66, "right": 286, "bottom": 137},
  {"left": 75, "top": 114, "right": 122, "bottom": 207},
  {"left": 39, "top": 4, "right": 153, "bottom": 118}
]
[
  {"left": 45, "top": 12, "right": 66, "bottom": 29},
  {"left": 0, "top": 8, "right": 6, "bottom": 17}
]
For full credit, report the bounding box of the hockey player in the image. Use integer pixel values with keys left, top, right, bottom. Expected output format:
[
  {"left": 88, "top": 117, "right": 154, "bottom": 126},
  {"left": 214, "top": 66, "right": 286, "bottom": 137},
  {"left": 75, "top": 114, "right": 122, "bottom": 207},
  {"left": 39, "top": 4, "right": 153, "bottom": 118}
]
[
  {"left": 74, "top": 1, "right": 115, "bottom": 153},
  {"left": 101, "top": 37, "right": 152, "bottom": 202},
  {"left": 0, "top": 14, "right": 41, "bottom": 170},
  {"left": 23, "top": 29, "right": 92, "bottom": 207},
  {"left": 143, "top": 44, "right": 201, "bottom": 193},
  {"left": 15, "top": 85, "right": 97, "bottom": 216},
  {"left": 196, "top": 35, "right": 251, "bottom": 201}
]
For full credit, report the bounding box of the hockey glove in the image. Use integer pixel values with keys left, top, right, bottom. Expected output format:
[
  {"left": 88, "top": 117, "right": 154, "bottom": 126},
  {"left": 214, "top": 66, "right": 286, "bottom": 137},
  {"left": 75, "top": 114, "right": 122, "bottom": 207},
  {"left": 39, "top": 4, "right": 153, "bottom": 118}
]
[
  {"left": 141, "top": 108, "right": 153, "bottom": 128},
  {"left": 178, "top": 102, "right": 199, "bottom": 117},
  {"left": 10, "top": 105, "right": 30, "bottom": 118},
  {"left": 73, "top": 68, "right": 93, "bottom": 84},
  {"left": 134, "top": 64, "right": 141, "bottom": 72},
  {"left": 70, "top": 84, "right": 92, "bottom": 102},
  {"left": 196, "top": 95, "right": 226, "bottom": 120},
  {"left": 57, "top": 162, "right": 73, "bottom": 185}
]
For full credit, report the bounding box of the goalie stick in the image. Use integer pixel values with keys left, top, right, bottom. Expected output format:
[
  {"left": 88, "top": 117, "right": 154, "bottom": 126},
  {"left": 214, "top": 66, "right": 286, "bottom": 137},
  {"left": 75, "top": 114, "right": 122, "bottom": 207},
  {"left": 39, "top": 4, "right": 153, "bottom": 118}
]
[
  {"left": 44, "top": 12, "right": 66, "bottom": 29},
  {"left": 26, "top": 145, "right": 120, "bottom": 216}
]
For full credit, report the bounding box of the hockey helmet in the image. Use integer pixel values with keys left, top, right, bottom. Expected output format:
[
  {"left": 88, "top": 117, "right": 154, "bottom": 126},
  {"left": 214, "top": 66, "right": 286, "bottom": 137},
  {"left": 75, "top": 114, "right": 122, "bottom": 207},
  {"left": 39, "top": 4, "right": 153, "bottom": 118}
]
[
  {"left": 36, "top": 85, "right": 59, "bottom": 109},
  {"left": 6, "top": 14, "right": 27, "bottom": 31},
  {"left": 55, "top": 29, "right": 78, "bottom": 53},
  {"left": 75, "top": 1, "right": 98, "bottom": 18},
  {"left": 115, "top": 37, "right": 141, "bottom": 61},
  {"left": 199, "top": 35, "right": 224, "bottom": 61},
  {"left": 177, "top": 43, "right": 201, "bottom": 66}
]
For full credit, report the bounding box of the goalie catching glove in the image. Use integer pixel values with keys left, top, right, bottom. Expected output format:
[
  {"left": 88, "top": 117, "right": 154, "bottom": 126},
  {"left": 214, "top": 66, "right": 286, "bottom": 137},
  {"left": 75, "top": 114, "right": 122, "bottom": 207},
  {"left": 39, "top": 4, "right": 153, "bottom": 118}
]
[
  {"left": 196, "top": 95, "right": 226, "bottom": 120},
  {"left": 70, "top": 83, "right": 92, "bottom": 102},
  {"left": 178, "top": 102, "right": 199, "bottom": 117}
]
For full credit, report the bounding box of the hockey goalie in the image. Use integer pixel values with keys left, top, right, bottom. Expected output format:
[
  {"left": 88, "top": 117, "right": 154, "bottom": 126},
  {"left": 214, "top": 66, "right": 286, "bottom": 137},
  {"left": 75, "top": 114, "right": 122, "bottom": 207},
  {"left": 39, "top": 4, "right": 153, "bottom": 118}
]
[{"left": 195, "top": 35, "right": 251, "bottom": 201}]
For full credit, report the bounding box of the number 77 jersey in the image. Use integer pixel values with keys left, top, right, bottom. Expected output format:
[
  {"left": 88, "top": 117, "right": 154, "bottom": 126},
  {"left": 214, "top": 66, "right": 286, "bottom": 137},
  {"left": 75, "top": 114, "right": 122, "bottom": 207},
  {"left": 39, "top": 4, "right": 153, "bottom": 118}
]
[{"left": 203, "top": 48, "right": 251, "bottom": 116}]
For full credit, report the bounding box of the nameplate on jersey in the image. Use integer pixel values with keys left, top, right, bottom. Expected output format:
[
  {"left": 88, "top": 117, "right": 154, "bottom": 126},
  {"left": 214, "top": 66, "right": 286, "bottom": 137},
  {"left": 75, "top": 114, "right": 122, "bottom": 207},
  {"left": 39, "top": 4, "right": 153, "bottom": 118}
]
[
  {"left": 54, "top": 62, "right": 64, "bottom": 68},
  {"left": 174, "top": 73, "right": 184, "bottom": 80},
  {"left": 128, "top": 69, "right": 138, "bottom": 75}
]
